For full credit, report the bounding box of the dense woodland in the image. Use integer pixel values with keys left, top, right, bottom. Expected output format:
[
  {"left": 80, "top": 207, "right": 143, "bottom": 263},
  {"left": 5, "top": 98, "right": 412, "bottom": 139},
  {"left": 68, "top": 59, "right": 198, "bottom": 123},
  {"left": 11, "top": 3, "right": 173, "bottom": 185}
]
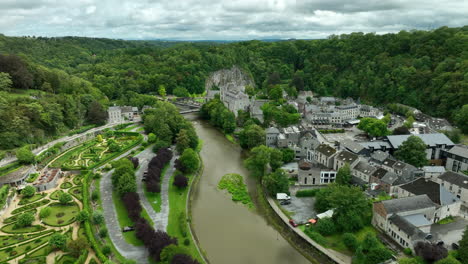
[{"left": 0, "top": 26, "right": 467, "bottom": 151}]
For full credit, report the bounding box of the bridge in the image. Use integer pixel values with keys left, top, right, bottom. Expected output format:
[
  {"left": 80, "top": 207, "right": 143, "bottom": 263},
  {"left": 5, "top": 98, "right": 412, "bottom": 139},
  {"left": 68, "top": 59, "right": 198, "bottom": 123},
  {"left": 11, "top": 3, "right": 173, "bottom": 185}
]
[
  {"left": 171, "top": 99, "right": 202, "bottom": 114},
  {"left": 180, "top": 109, "right": 200, "bottom": 114}
]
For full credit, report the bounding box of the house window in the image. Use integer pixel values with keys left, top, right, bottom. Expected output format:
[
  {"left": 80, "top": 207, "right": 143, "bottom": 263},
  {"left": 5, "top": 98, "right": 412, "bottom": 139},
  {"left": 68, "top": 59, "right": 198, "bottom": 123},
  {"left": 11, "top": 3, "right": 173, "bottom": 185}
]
[
  {"left": 304, "top": 178, "right": 307, "bottom": 185},
  {"left": 313, "top": 178, "right": 315, "bottom": 185}
]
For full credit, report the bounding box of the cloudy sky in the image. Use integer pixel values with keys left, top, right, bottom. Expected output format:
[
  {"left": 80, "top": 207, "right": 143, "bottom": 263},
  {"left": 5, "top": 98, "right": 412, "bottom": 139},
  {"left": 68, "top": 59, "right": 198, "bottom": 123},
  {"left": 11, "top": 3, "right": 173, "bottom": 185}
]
[{"left": 1, "top": 0, "right": 467, "bottom": 40}]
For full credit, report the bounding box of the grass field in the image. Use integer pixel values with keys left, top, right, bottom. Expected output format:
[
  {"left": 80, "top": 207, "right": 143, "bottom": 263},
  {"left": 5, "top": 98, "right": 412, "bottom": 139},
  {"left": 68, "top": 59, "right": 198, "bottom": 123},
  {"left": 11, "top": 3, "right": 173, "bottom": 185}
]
[
  {"left": 167, "top": 172, "right": 203, "bottom": 263},
  {"left": 41, "top": 202, "right": 79, "bottom": 226}
]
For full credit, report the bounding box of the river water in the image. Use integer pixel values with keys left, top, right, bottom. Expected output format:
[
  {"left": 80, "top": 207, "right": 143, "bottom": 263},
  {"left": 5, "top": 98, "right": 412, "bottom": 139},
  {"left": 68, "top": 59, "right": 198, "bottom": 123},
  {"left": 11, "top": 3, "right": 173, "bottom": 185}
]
[{"left": 189, "top": 115, "right": 311, "bottom": 264}]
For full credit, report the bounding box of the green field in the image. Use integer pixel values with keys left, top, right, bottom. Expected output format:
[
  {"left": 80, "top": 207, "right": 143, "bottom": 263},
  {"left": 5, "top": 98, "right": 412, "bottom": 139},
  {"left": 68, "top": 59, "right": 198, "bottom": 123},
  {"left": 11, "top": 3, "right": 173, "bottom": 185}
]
[{"left": 41, "top": 202, "right": 79, "bottom": 227}]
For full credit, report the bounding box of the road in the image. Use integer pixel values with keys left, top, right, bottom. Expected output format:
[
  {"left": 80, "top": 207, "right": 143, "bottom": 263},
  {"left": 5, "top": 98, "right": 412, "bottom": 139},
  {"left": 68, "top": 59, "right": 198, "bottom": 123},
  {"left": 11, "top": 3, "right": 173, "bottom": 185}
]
[{"left": 135, "top": 148, "right": 177, "bottom": 231}]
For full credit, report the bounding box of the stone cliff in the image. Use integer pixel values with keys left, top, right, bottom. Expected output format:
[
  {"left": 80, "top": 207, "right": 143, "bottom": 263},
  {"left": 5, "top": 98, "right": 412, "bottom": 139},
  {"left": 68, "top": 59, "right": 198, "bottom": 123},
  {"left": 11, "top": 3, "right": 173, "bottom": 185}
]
[{"left": 205, "top": 66, "right": 254, "bottom": 94}]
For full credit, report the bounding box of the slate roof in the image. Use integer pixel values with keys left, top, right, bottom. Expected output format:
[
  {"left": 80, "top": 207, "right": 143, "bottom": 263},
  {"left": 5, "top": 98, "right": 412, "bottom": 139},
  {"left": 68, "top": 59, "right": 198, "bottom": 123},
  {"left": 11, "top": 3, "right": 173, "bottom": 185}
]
[
  {"left": 266, "top": 127, "right": 280, "bottom": 134},
  {"left": 352, "top": 161, "right": 377, "bottom": 175},
  {"left": 399, "top": 178, "right": 441, "bottom": 205},
  {"left": 341, "top": 139, "right": 365, "bottom": 154},
  {"left": 382, "top": 158, "right": 397, "bottom": 168},
  {"left": 447, "top": 145, "right": 468, "bottom": 158},
  {"left": 372, "top": 168, "right": 390, "bottom": 179},
  {"left": 439, "top": 171, "right": 468, "bottom": 189},
  {"left": 389, "top": 214, "right": 428, "bottom": 238},
  {"left": 387, "top": 134, "right": 454, "bottom": 148},
  {"left": 422, "top": 166, "right": 446, "bottom": 173},
  {"left": 382, "top": 195, "right": 436, "bottom": 215},
  {"left": 335, "top": 150, "right": 359, "bottom": 164},
  {"left": 381, "top": 171, "right": 400, "bottom": 185},
  {"left": 360, "top": 141, "right": 392, "bottom": 150},
  {"left": 0, "top": 166, "right": 31, "bottom": 185},
  {"left": 370, "top": 150, "right": 390, "bottom": 163},
  {"left": 315, "top": 144, "right": 336, "bottom": 157}
]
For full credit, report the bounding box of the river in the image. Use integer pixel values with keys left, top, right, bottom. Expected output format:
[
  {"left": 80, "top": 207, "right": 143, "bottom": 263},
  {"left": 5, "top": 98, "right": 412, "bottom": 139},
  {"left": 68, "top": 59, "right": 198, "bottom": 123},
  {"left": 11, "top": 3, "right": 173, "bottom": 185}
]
[{"left": 188, "top": 115, "right": 311, "bottom": 264}]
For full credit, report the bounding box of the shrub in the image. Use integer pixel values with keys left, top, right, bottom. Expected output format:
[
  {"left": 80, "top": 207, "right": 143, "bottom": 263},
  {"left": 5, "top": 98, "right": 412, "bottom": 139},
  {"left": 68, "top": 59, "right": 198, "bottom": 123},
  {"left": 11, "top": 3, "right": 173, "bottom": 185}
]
[
  {"left": 99, "top": 227, "right": 108, "bottom": 238},
  {"left": 92, "top": 211, "right": 104, "bottom": 225},
  {"left": 183, "top": 239, "right": 190, "bottom": 246},
  {"left": 58, "top": 192, "right": 73, "bottom": 205},
  {"left": 343, "top": 233, "right": 358, "bottom": 251},
  {"left": 39, "top": 207, "right": 51, "bottom": 219},
  {"left": 178, "top": 212, "right": 187, "bottom": 237},
  {"left": 77, "top": 210, "right": 90, "bottom": 222},
  {"left": 173, "top": 175, "right": 188, "bottom": 189},
  {"left": 304, "top": 230, "right": 327, "bottom": 246},
  {"left": 102, "top": 245, "right": 111, "bottom": 256},
  {"left": 315, "top": 218, "right": 336, "bottom": 236},
  {"left": 91, "top": 190, "right": 99, "bottom": 201},
  {"left": 15, "top": 212, "right": 35, "bottom": 228},
  {"left": 21, "top": 185, "right": 36, "bottom": 198},
  {"left": 296, "top": 189, "right": 319, "bottom": 197},
  {"left": 404, "top": 247, "right": 413, "bottom": 256},
  {"left": 49, "top": 233, "right": 67, "bottom": 250}
]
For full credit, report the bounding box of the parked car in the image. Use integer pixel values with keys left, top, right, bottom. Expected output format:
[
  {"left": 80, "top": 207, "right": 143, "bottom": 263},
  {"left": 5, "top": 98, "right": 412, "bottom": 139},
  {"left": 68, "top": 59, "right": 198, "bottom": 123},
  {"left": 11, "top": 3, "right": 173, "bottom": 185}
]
[
  {"left": 122, "top": 226, "right": 134, "bottom": 232},
  {"left": 280, "top": 200, "right": 291, "bottom": 205},
  {"left": 452, "top": 243, "right": 459, "bottom": 250},
  {"left": 437, "top": 240, "right": 444, "bottom": 246},
  {"left": 289, "top": 219, "right": 298, "bottom": 227}
]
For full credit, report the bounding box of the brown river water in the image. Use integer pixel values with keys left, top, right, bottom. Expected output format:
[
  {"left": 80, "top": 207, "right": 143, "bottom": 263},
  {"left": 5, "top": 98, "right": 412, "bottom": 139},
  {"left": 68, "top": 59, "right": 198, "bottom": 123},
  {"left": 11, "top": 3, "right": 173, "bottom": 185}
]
[{"left": 189, "top": 115, "right": 311, "bottom": 264}]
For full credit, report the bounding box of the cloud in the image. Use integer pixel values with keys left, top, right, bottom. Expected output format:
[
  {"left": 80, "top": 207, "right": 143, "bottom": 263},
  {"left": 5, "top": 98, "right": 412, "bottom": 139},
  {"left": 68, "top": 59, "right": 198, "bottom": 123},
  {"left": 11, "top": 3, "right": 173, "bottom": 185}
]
[{"left": 0, "top": 0, "right": 466, "bottom": 40}]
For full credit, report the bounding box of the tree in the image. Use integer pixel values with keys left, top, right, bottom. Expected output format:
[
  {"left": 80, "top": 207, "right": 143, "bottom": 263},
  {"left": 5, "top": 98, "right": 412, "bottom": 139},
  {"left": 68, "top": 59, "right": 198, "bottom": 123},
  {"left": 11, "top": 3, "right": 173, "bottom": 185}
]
[
  {"left": 281, "top": 148, "right": 295, "bottom": 163},
  {"left": 342, "top": 233, "right": 358, "bottom": 251},
  {"left": 148, "top": 133, "right": 157, "bottom": 143},
  {"left": 404, "top": 116, "right": 415, "bottom": 128},
  {"left": 21, "top": 185, "right": 36, "bottom": 197},
  {"left": 173, "top": 174, "right": 188, "bottom": 189},
  {"left": 245, "top": 145, "right": 271, "bottom": 178},
  {"left": 16, "top": 212, "right": 35, "bottom": 228},
  {"left": 87, "top": 101, "right": 107, "bottom": 125},
  {"left": 67, "top": 237, "right": 89, "bottom": 258},
  {"left": 459, "top": 226, "right": 468, "bottom": 263},
  {"left": 0, "top": 72, "right": 12, "bottom": 91},
  {"left": 39, "top": 207, "right": 51, "bottom": 219},
  {"left": 96, "top": 134, "right": 103, "bottom": 143},
  {"left": 357, "top": 117, "right": 389, "bottom": 137},
  {"left": 116, "top": 173, "right": 137, "bottom": 195},
  {"left": 355, "top": 233, "right": 393, "bottom": 264},
  {"left": 395, "top": 136, "right": 428, "bottom": 167},
  {"left": 414, "top": 242, "right": 448, "bottom": 263},
  {"left": 179, "top": 148, "right": 199, "bottom": 173},
  {"left": 382, "top": 113, "right": 391, "bottom": 124},
  {"left": 171, "top": 254, "right": 200, "bottom": 264},
  {"left": 59, "top": 192, "right": 73, "bottom": 205},
  {"left": 238, "top": 124, "right": 265, "bottom": 149},
  {"left": 92, "top": 211, "right": 104, "bottom": 225},
  {"left": 16, "top": 146, "right": 35, "bottom": 164},
  {"left": 158, "top": 85, "right": 166, "bottom": 97},
  {"left": 176, "top": 129, "right": 191, "bottom": 153},
  {"left": 49, "top": 233, "right": 67, "bottom": 250},
  {"left": 263, "top": 169, "right": 289, "bottom": 196},
  {"left": 336, "top": 163, "right": 351, "bottom": 185},
  {"left": 454, "top": 105, "right": 468, "bottom": 134},
  {"left": 315, "top": 217, "right": 336, "bottom": 236},
  {"left": 269, "top": 85, "right": 283, "bottom": 101},
  {"left": 173, "top": 87, "right": 190, "bottom": 97},
  {"left": 269, "top": 148, "right": 283, "bottom": 170},
  {"left": 160, "top": 244, "right": 190, "bottom": 263},
  {"left": 77, "top": 210, "right": 90, "bottom": 222},
  {"left": 393, "top": 126, "right": 411, "bottom": 135}
]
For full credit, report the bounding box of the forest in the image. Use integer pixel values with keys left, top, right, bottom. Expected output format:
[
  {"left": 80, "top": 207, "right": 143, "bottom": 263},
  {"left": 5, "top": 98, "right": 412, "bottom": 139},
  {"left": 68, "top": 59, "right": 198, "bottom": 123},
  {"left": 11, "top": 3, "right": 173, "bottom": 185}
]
[{"left": 0, "top": 26, "right": 466, "bottom": 151}]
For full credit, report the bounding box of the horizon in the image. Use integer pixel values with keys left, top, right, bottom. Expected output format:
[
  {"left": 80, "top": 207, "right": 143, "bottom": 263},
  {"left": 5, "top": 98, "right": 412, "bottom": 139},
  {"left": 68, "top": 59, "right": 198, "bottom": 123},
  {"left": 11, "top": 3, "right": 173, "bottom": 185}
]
[{"left": 1, "top": 0, "right": 467, "bottom": 40}]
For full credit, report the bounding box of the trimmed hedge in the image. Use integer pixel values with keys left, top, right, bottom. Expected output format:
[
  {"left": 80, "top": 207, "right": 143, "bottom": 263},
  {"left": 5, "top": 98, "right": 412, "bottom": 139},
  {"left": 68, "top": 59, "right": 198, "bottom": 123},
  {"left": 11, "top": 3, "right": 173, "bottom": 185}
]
[
  {"left": 11, "top": 199, "right": 50, "bottom": 215},
  {"left": 0, "top": 223, "right": 46, "bottom": 234},
  {"left": 296, "top": 189, "right": 319, "bottom": 197}
]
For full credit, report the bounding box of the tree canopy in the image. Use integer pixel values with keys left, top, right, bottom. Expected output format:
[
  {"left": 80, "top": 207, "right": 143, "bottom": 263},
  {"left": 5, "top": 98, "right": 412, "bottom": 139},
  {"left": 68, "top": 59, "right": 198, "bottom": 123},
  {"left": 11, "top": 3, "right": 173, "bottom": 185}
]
[{"left": 395, "top": 136, "right": 428, "bottom": 167}]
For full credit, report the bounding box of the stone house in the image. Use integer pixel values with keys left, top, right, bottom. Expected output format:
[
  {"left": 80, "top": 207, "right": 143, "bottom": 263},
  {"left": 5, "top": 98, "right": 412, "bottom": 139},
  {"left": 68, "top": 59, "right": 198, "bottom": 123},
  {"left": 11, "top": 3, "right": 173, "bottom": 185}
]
[
  {"left": 266, "top": 127, "right": 280, "bottom": 148},
  {"left": 442, "top": 145, "right": 468, "bottom": 173},
  {"left": 437, "top": 171, "right": 468, "bottom": 202},
  {"left": 297, "top": 161, "right": 337, "bottom": 185},
  {"left": 333, "top": 150, "right": 359, "bottom": 171},
  {"left": 0, "top": 166, "right": 36, "bottom": 187},
  {"left": 395, "top": 178, "right": 461, "bottom": 221},
  {"left": 372, "top": 195, "right": 437, "bottom": 250},
  {"left": 34, "top": 168, "right": 62, "bottom": 191},
  {"left": 314, "top": 144, "right": 337, "bottom": 168},
  {"left": 351, "top": 160, "right": 377, "bottom": 184},
  {"left": 340, "top": 139, "right": 369, "bottom": 156},
  {"left": 108, "top": 106, "right": 122, "bottom": 124}
]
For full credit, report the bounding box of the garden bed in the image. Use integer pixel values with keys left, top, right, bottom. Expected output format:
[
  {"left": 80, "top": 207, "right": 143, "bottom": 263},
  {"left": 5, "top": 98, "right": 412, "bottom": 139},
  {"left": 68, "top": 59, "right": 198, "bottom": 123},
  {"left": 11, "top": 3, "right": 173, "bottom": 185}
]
[
  {"left": 0, "top": 223, "right": 46, "bottom": 234},
  {"left": 18, "top": 193, "right": 46, "bottom": 205},
  {"left": 41, "top": 202, "right": 79, "bottom": 227},
  {"left": 60, "top": 182, "right": 72, "bottom": 189},
  {"left": 68, "top": 186, "right": 83, "bottom": 201},
  {"left": 11, "top": 200, "right": 50, "bottom": 215}
]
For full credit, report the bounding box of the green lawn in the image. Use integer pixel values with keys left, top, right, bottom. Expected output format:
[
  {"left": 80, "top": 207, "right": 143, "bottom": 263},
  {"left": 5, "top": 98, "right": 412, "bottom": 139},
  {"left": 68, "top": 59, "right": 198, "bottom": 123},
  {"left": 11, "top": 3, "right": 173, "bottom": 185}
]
[
  {"left": 112, "top": 190, "right": 154, "bottom": 246},
  {"left": 303, "top": 225, "right": 379, "bottom": 255},
  {"left": 41, "top": 202, "right": 79, "bottom": 227},
  {"left": 167, "top": 172, "right": 204, "bottom": 263},
  {"left": 50, "top": 190, "right": 64, "bottom": 200}
]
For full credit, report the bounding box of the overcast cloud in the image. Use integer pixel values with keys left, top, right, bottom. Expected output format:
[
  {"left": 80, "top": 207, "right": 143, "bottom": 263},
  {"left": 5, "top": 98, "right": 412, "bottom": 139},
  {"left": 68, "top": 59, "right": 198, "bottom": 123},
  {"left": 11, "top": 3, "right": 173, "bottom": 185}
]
[{"left": 0, "top": 0, "right": 467, "bottom": 40}]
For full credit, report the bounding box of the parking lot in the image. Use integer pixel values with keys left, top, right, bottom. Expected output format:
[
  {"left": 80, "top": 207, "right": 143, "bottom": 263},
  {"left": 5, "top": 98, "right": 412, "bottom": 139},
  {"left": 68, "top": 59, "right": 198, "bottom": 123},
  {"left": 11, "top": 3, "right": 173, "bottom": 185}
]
[
  {"left": 431, "top": 217, "right": 468, "bottom": 249},
  {"left": 279, "top": 196, "right": 316, "bottom": 224}
]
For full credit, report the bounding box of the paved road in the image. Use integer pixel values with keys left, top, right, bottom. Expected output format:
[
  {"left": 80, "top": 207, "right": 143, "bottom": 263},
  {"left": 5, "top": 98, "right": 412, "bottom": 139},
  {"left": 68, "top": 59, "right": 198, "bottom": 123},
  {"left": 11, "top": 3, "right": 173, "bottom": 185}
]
[
  {"left": 135, "top": 148, "right": 176, "bottom": 231},
  {"left": 101, "top": 168, "right": 149, "bottom": 263},
  {"left": 99, "top": 144, "right": 149, "bottom": 263}
]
